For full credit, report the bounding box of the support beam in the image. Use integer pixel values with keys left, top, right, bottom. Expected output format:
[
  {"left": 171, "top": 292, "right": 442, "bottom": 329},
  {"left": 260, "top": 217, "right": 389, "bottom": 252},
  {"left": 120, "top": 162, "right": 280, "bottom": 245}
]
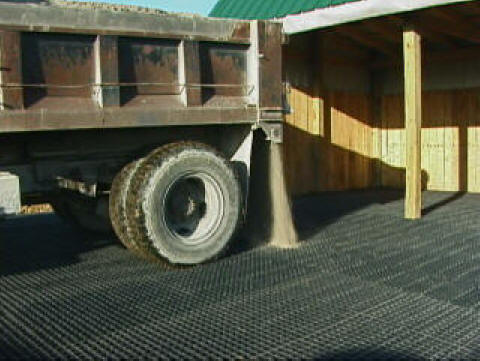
[
  {"left": 425, "top": 8, "right": 480, "bottom": 44},
  {"left": 247, "top": 20, "right": 260, "bottom": 107},
  {"left": 94, "top": 35, "right": 120, "bottom": 108},
  {"left": 179, "top": 40, "right": 202, "bottom": 106},
  {"left": 336, "top": 25, "right": 399, "bottom": 58},
  {"left": 403, "top": 25, "right": 422, "bottom": 219},
  {"left": 387, "top": 15, "right": 457, "bottom": 49},
  {"left": 371, "top": 70, "right": 383, "bottom": 187},
  {"left": 362, "top": 20, "right": 402, "bottom": 44},
  {"left": 311, "top": 33, "right": 323, "bottom": 137},
  {"left": 257, "top": 21, "right": 283, "bottom": 109},
  {"left": 456, "top": 1, "right": 480, "bottom": 16},
  {"left": 372, "top": 44, "right": 480, "bottom": 69}
]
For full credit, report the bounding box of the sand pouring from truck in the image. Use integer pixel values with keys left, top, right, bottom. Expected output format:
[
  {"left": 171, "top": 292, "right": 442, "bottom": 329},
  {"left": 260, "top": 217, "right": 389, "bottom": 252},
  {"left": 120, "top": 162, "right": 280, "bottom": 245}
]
[{"left": 0, "top": 1, "right": 297, "bottom": 266}]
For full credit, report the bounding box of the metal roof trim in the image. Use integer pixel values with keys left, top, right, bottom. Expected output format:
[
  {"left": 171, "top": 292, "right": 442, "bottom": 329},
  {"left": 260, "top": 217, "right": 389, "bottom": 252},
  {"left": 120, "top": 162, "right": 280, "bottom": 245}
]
[{"left": 282, "top": 0, "right": 474, "bottom": 34}]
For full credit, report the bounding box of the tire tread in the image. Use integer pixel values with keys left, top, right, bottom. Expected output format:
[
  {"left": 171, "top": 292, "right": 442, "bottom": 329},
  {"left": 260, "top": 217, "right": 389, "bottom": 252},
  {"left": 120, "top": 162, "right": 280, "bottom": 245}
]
[{"left": 125, "top": 141, "right": 242, "bottom": 266}]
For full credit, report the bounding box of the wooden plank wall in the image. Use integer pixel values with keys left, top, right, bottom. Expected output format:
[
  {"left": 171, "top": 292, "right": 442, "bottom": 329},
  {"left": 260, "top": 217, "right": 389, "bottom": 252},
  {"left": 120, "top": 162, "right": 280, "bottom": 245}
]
[
  {"left": 284, "top": 32, "right": 480, "bottom": 196},
  {"left": 283, "top": 33, "right": 320, "bottom": 196},
  {"left": 283, "top": 32, "right": 375, "bottom": 196},
  {"left": 380, "top": 89, "right": 480, "bottom": 192},
  {"left": 378, "top": 57, "right": 480, "bottom": 193}
]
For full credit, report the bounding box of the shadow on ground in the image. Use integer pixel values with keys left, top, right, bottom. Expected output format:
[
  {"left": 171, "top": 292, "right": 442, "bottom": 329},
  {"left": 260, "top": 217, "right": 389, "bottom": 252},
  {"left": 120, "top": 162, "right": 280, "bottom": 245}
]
[
  {"left": 1, "top": 190, "right": 479, "bottom": 359},
  {"left": 0, "top": 213, "right": 120, "bottom": 276},
  {"left": 314, "top": 349, "right": 427, "bottom": 361},
  {"left": 2, "top": 189, "right": 475, "bottom": 276}
]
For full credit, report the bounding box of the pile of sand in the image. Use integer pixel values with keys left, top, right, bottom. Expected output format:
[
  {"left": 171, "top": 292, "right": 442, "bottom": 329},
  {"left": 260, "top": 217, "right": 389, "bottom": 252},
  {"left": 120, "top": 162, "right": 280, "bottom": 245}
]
[
  {"left": 46, "top": 0, "right": 166, "bottom": 15},
  {"left": 21, "top": 204, "right": 53, "bottom": 214},
  {"left": 268, "top": 143, "right": 298, "bottom": 248},
  {"left": 0, "top": 0, "right": 167, "bottom": 15}
]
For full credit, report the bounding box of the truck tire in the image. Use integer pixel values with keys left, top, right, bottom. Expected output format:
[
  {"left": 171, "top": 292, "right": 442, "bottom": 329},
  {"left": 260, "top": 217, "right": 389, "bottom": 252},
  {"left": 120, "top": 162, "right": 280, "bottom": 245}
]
[
  {"left": 126, "top": 142, "right": 242, "bottom": 265},
  {"left": 109, "top": 160, "right": 143, "bottom": 252}
]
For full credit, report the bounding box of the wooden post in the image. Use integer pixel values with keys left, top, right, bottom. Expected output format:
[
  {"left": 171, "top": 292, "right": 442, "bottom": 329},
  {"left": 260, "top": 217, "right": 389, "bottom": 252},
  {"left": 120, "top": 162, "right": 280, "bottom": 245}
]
[
  {"left": 312, "top": 33, "right": 323, "bottom": 137},
  {"left": 403, "top": 26, "right": 422, "bottom": 219},
  {"left": 371, "top": 70, "right": 383, "bottom": 187}
]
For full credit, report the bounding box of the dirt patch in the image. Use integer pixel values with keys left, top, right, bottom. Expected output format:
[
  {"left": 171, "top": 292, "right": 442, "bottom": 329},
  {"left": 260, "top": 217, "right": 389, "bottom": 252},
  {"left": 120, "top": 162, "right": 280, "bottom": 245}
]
[
  {"left": 45, "top": 0, "right": 167, "bottom": 15},
  {"left": 21, "top": 204, "right": 53, "bottom": 214}
]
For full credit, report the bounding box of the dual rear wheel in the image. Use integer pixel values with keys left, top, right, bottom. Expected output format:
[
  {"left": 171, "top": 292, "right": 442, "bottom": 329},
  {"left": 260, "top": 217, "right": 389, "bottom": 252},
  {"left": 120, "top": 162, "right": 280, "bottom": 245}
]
[{"left": 109, "top": 142, "right": 243, "bottom": 265}]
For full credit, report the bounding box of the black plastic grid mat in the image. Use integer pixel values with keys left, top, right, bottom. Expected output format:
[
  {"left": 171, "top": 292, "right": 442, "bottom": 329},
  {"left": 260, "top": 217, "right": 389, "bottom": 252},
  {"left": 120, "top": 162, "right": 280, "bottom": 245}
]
[{"left": 1, "top": 190, "right": 479, "bottom": 360}]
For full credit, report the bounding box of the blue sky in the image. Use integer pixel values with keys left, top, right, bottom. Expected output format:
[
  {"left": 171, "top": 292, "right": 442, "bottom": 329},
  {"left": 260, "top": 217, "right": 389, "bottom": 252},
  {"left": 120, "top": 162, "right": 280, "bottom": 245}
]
[{"left": 79, "top": 0, "right": 218, "bottom": 15}]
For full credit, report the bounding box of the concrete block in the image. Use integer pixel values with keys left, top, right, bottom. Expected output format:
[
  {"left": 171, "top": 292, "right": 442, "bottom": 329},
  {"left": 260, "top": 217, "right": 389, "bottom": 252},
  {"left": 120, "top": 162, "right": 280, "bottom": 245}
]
[{"left": 0, "top": 172, "right": 21, "bottom": 217}]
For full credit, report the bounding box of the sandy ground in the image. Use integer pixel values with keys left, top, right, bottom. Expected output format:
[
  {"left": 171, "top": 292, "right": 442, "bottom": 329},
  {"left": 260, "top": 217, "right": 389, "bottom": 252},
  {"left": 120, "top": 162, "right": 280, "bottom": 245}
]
[
  {"left": 46, "top": 0, "right": 167, "bottom": 14},
  {"left": 21, "top": 204, "right": 53, "bottom": 214}
]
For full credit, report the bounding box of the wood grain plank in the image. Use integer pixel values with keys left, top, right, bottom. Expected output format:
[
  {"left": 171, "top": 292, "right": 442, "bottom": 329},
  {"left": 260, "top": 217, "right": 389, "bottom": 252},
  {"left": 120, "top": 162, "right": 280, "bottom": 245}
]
[{"left": 403, "top": 26, "right": 422, "bottom": 219}]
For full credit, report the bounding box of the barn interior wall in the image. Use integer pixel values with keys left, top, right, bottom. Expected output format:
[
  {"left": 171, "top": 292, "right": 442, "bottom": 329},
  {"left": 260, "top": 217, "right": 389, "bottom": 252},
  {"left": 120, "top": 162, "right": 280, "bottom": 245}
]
[
  {"left": 378, "top": 59, "right": 480, "bottom": 192},
  {"left": 284, "top": 32, "right": 376, "bottom": 196},
  {"left": 284, "top": 30, "right": 480, "bottom": 196}
]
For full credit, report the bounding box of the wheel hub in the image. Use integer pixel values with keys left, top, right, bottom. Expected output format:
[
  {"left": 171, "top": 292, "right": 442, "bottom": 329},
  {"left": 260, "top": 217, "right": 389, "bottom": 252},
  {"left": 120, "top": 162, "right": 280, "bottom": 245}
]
[{"left": 163, "top": 172, "right": 224, "bottom": 246}]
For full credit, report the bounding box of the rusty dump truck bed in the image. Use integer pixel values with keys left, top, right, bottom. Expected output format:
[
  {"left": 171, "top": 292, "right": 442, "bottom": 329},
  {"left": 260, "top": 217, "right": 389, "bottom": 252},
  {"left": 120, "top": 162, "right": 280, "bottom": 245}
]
[{"left": 0, "top": 2, "right": 283, "bottom": 132}]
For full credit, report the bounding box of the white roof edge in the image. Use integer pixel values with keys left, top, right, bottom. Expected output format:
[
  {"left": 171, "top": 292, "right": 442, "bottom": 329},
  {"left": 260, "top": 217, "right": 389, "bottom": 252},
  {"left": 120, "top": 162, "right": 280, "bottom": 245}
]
[{"left": 282, "top": 0, "right": 474, "bottom": 34}]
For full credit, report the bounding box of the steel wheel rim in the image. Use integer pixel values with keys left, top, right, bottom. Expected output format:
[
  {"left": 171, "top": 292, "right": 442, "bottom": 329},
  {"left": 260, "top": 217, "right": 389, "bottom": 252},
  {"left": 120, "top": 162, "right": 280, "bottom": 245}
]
[{"left": 162, "top": 171, "right": 225, "bottom": 246}]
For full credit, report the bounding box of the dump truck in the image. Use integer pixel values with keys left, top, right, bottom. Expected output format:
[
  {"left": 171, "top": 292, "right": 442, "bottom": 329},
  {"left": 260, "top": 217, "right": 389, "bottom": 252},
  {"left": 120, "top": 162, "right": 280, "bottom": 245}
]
[{"left": 0, "top": 2, "right": 296, "bottom": 265}]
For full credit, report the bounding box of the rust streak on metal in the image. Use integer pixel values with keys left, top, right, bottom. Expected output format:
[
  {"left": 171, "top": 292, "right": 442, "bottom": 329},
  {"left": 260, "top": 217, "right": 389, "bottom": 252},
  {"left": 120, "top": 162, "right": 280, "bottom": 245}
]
[
  {"left": 231, "top": 23, "right": 251, "bottom": 41},
  {"left": 119, "top": 38, "right": 179, "bottom": 97},
  {"left": 258, "top": 21, "right": 283, "bottom": 109},
  {"left": 200, "top": 43, "right": 248, "bottom": 99},
  {"left": 0, "top": 31, "right": 23, "bottom": 110}
]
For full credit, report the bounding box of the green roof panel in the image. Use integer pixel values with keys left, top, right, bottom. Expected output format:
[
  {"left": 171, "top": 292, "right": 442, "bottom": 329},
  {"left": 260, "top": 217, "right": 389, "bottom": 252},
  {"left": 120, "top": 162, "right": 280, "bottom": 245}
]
[{"left": 210, "top": 0, "right": 362, "bottom": 19}]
